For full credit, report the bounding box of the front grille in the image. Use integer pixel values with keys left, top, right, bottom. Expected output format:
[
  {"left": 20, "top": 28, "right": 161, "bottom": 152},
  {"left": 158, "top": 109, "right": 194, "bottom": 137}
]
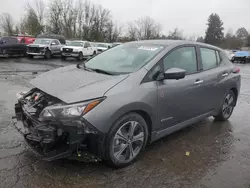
[
  {"left": 97, "top": 49, "right": 103, "bottom": 52},
  {"left": 28, "top": 47, "right": 41, "bottom": 53},
  {"left": 63, "top": 48, "right": 73, "bottom": 52}
]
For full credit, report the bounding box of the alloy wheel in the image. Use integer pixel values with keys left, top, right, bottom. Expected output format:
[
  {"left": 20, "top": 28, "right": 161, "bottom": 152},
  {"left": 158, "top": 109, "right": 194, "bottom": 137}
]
[
  {"left": 222, "top": 93, "right": 234, "bottom": 119},
  {"left": 112, "top": 121, "right": 145, "bottom": 163}
]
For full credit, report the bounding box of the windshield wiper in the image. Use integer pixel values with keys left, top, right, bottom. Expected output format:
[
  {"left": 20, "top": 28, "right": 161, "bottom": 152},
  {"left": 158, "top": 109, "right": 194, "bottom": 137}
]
[
  {"left": 77, "top": 63, "right": 113, "bottom": 75},
  {"left": 92, "top": 69, "right": 114, "bottom": 75}
]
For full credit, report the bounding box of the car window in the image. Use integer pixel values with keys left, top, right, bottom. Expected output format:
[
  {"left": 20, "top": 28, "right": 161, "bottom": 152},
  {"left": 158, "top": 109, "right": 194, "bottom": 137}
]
[
  {"left": 54, "top": 40, "right": 59, "bottom": 45},
  {"left": 84, "top": 42, "right": 88, "bottom": 48},
  {"left": 163, "top": 47, "right": 197, "bottom": 74},
  {"left": 216, "top": 50, "right": 221, "bottom": 64},
  {"left": 85, "top": 42, "right": 90, "bottom": 47},
  {"left": 200, "top": 48, "right": 218, "bottom": 70}
]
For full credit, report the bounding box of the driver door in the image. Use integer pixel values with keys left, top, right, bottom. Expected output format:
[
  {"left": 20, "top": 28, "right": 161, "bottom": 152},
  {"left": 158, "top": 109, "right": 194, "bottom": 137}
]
[{"left": 157, "top": 45, "right": 205, "bottom": 128}]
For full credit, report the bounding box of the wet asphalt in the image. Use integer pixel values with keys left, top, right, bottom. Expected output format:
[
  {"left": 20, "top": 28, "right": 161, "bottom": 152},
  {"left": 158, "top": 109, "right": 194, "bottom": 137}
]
[{"left": 0, "top": 57, "right": 250, "bottom": 188}]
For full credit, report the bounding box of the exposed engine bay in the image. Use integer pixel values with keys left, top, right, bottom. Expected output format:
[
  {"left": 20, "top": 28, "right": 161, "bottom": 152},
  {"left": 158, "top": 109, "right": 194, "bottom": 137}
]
[{"left": 14, "top": 88, "right": 104, "bottom": 161}]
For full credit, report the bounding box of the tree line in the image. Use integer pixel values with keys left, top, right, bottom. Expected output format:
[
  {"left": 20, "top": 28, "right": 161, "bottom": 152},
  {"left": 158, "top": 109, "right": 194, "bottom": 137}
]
[{"left": 0, "top": 0, "right": 249, "bottom": 48}]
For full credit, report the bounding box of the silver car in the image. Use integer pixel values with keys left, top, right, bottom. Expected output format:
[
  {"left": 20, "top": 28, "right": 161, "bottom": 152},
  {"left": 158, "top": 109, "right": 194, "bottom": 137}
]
[
  {"left": 27, "top": 38, "right": 63, "bottom": 59},
  {"left": 14, "top": 40, "right": 241, "bottom": 168}
]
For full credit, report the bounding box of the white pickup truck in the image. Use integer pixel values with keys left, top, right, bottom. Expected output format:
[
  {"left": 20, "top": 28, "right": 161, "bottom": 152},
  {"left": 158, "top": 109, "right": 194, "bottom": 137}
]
[{"left": 61, "top": 40, "right": 97, "bottom": 60}]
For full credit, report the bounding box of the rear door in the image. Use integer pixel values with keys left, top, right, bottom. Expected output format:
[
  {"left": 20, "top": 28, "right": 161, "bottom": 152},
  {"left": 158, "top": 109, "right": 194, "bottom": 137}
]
[{"left": 196, "top": 46, "right": 229, "bottom": 112}]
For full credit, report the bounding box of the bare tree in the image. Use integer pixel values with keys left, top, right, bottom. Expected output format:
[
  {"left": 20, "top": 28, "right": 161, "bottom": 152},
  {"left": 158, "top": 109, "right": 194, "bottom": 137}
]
[
  {"left": 127, "top": 22, "right": 138, "bottom": 40},
  {"left": 60, "top": 0, "right": 78, "bottom": 38},
  {"left": 106, "top": 21, "right": 123, "bottom": 42},
  {"left": 47, "top": 0, "right": 63, "bottom": 34},
  {"left": 0, "top": 13, "right": 14, "bottom": 35},
  {"left": 167, "top": 28, "right": 184, "bottom": 40},
  {"left": 127, "top": 16, "right": 162, "bottom": 40},
  {"left": 136, "top": 17, "right": 161, "bottom": 39}
]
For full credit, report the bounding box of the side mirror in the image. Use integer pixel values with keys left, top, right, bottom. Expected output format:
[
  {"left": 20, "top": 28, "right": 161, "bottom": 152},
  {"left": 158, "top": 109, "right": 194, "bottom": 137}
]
[{"left": 157, "top": 68, "right": 186, "bottom": 80}]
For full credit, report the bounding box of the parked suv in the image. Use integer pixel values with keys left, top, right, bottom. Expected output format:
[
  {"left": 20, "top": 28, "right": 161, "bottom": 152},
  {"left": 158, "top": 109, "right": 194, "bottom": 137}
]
[
  {"left": 61, "top": 40, "right": 97, "bottom": 60},
  {"left": 0, "top": 36, "right": 27, "bottom": 57},
  {"left": 14, "top": 40, "right": 241, "bottom": 168},
  {"left": 27, "top": 38, "right": 63, "bottom": 59}
]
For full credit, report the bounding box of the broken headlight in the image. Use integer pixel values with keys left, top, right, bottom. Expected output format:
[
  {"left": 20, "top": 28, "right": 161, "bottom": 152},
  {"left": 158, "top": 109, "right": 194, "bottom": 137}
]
[{"left": 39, "top": 98, "right": 105, "bottom": 119}]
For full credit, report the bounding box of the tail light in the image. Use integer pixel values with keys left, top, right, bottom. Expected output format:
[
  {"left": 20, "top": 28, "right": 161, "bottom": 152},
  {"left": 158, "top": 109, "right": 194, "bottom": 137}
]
[{"left": 233, "top": 67, "right": 240, "bottom": 73}]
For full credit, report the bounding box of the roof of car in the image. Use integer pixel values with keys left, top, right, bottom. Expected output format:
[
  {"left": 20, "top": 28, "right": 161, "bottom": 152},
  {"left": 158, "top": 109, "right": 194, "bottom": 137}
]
[{"left": 128, "top": 40, "right": 221, "bottom": 50}]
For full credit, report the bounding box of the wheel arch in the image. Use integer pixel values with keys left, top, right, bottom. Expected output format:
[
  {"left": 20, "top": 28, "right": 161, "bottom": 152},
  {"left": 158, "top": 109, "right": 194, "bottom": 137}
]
[
  {"left": 230, "top": 87, "right": 238, "bottom": 106},
  {"left": 106, "top": 102, "right": 156, "bottom": 138}
]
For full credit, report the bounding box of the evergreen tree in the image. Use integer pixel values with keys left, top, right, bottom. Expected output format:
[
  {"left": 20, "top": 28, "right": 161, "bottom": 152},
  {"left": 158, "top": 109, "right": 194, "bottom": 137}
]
[{"left": 204, "top": 13, "right": 224, "bottom": 46}]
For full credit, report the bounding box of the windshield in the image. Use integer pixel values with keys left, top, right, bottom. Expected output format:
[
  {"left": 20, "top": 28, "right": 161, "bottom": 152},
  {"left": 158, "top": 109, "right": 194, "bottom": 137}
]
[
  {"left": 68, "top": 41, "right": 84, "bottom": 47},
  {"left": 34, "top": 39, "right": 52, "bottom": 45},
  {"left": 97, "top": 43, "right": 108, "bottom": 48},
  {"left": 85, "top": 43, "right": 164, "bottom": 74}
]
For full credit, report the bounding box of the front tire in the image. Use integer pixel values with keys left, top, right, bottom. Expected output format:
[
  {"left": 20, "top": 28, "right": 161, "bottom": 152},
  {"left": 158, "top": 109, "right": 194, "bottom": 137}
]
[
  {"left": 44, "top": 50, "right": 51, "bottom": 59},
  {"left": 61, "top": 55, "right": 66, "bottom": 60},
  {"left": 27, "top": 55, "right": 33, "bottom": 59},
  {"left": 78, "top": 52, "right": 83, "bottom": 61},
  {"left": 214, "top": 90, "right": 236, "bottom": 121},
  {"left": 104, "top": 113, "right": 148, "bottom": 168}
]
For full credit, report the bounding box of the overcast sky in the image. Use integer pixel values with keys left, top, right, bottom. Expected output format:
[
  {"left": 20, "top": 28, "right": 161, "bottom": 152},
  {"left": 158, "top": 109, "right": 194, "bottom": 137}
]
[{"left": 1, "top": 0, "right": 250, "bottom": 37}]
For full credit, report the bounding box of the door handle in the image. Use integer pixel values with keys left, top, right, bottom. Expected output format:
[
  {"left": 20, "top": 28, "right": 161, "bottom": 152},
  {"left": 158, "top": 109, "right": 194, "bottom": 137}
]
[
  {"left": 194, "top": 80, "right": 203, "bottom": 85},
  {"left": 222, "top": 73, "right": 229, "bottom": 77}
]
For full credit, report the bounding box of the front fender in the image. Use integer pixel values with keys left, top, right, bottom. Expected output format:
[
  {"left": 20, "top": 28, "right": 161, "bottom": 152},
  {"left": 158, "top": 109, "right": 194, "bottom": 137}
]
[{"left": 107, "top": 102, "right": 157, "bottom": 132}]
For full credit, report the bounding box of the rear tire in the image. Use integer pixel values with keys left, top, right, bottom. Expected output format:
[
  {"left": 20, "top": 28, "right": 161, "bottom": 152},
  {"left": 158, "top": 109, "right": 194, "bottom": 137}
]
[
  {"left": 104, "top": 113, "right": 148, "bottom": 168},
  {"left": 214, "top": 90, "right": 236, "bottom": 121},
  {"left": 93, "top": 51, "right": 96, "bottom": 56}
]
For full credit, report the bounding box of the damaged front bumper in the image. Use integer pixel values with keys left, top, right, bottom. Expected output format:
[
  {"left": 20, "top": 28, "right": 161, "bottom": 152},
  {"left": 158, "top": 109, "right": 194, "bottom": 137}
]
[{"left": 14, "top": 91, "right": 106, "bottom": 161}]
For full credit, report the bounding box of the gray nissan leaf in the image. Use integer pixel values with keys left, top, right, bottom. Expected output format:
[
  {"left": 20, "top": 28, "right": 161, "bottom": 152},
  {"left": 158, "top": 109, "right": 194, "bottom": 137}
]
[{"left": 14, "top": 40, "right": 241, "bottom": 168}]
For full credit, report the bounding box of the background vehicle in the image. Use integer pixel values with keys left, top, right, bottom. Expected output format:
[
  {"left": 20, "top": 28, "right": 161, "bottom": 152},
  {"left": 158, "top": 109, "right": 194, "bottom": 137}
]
[
  {"left": 96, "top": 42, "right": 112, "bottom": 53},
  {"left": 61, "top": 40, "right": 97, "bottom": 60},
  {"left": 14, "top": 40, "right": 240, "bottom": 168},
  {"left": 26, "top": 38, "right": 63, "bottom": 59},
  {"left": 231, "top": 51, "right": 250, "bottom": 63},
  {"left": 14, "top": 34, "right": 36, "bottom": 44},
  {"left": 90, "top": 42, "right": 98, "bottom": 54},
  {"left": 0, "top": 36, "right": 27, "bottom": 57},
  {"left": 112, "top": 42, "right": 123, "bottom": 48}
]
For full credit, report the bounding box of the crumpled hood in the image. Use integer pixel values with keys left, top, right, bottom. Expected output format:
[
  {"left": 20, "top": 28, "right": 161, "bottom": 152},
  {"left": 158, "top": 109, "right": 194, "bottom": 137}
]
[
  {"left": 28, "top": 44, "right": 48, "bottom": 48},
  {"left": 30, "top": 65, "right": 129, "bottom": 103}
]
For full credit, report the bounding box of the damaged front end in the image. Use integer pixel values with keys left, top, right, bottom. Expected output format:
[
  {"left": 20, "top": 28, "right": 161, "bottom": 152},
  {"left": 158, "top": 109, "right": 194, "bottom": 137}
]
[{"left": 14, "top": 88, "right": 105, "bottom": 161}]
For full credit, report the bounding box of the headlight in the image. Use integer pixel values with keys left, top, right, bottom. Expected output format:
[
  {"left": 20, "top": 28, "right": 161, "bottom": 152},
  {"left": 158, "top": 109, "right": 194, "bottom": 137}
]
[
  {"left": 73, "top": 49, "right": 80, "bottom": 52},
  {"left": 39, "top": 98, "right": 104, "bottom": 119}
]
